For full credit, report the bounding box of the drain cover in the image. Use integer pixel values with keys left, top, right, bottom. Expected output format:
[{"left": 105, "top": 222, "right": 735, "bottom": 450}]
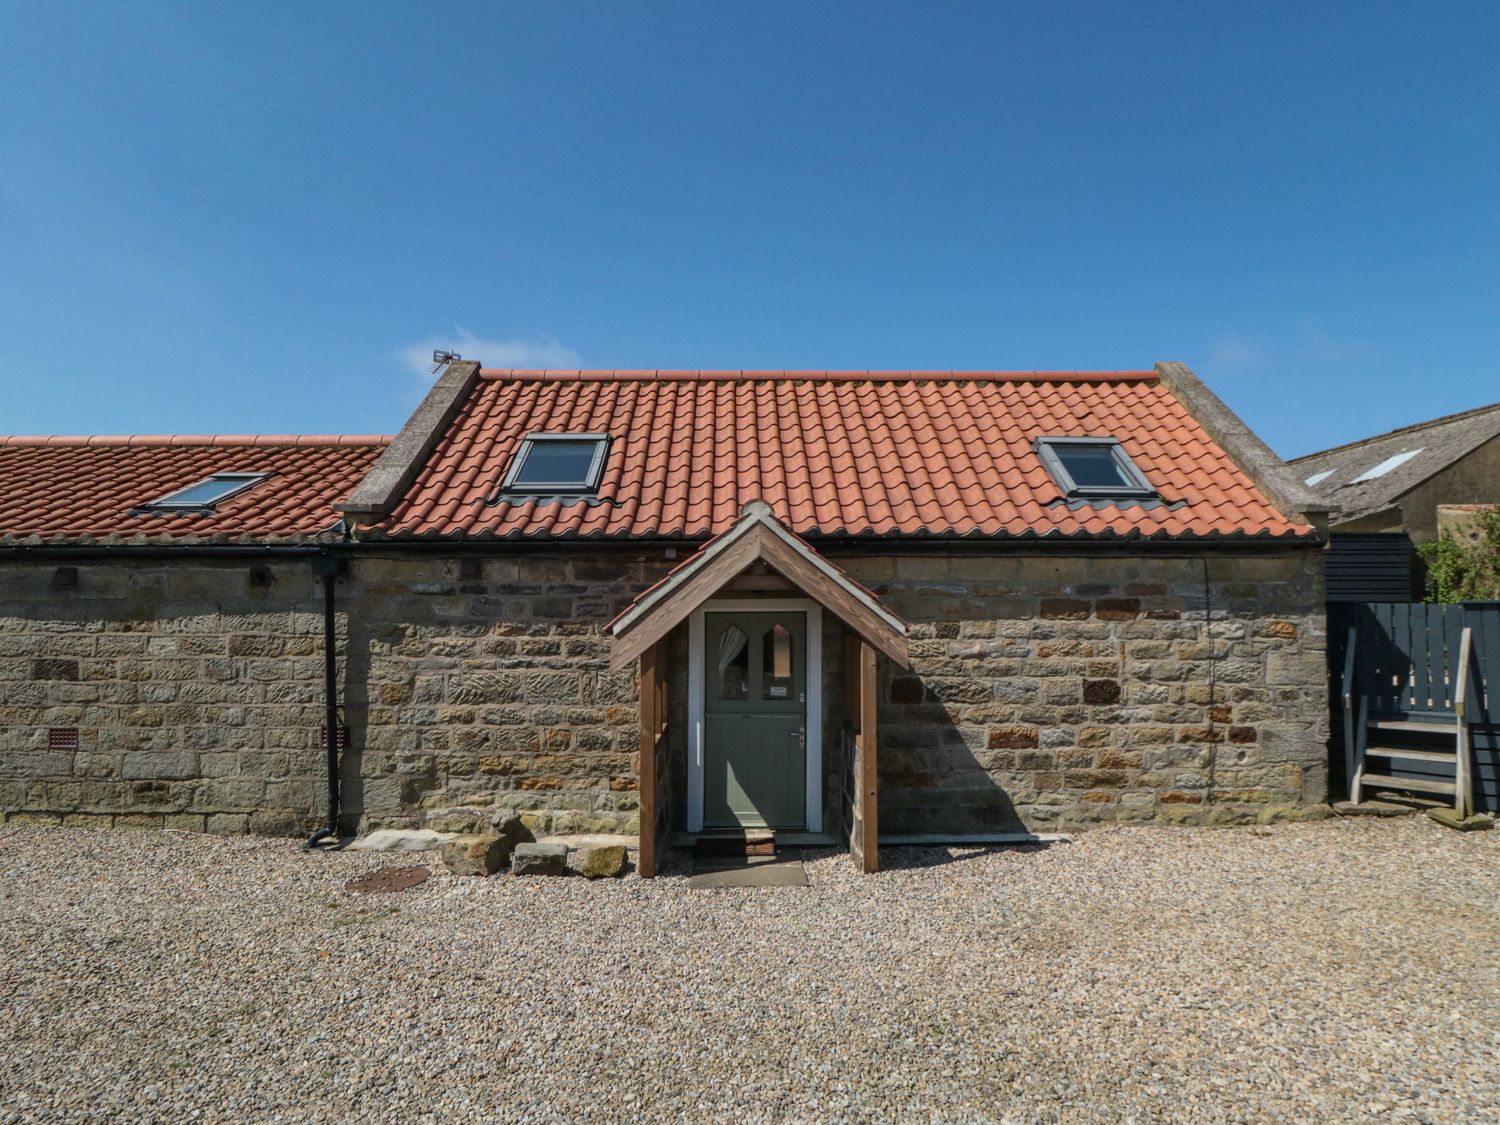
[{"left": 345, "top": 865, "right": 430, "bottom": 894}]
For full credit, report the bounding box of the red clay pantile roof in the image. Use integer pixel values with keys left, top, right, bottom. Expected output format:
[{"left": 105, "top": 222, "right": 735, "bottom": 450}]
[
  {"left": 0, "top": 435, "right": 391, "bottom": 544},
  {"left": 365, "top": 371, "right": 1311, "bottom": 541}
]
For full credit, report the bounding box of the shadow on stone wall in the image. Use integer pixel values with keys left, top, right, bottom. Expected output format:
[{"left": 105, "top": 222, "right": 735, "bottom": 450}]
[{"left": 877, "top": 660, "right": 1029, "bottom": 836}]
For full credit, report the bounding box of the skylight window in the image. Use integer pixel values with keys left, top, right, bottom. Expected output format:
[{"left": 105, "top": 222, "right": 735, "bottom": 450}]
[
  {"left": 1035, "top": 437, "right": 1156, "bottom": 499},
  {"left": 141, "top": 472, "right": 270, "bottom": 512},
  {"left": 1350, "top": 448, "right": 1423, "bottom": 483},
  {"left": 1304, "top": 469, "right": 1335, "bottom": 486},
  {"left": 500, "top": 434, "right": 609, "bottom": 495}
]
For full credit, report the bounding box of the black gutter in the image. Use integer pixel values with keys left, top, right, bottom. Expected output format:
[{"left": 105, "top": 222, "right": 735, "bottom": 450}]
[
  {"left": 304, "top": 554, "right": 344, "bottom": 851},
  {"left": 0, "top": 533, "right": 1324, "bottom": 561}
]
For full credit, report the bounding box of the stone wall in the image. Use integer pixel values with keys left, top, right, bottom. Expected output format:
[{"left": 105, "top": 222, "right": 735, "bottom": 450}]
[
  {"left": 835, "top": 550, "right": 1329, "bottom": 832},
  {"left": 2, "top": 545, "right": 1329, "bottom": 838},
  {"left": 346, "top": 555, "right": 668, "bottom": 836},
  {"left": 1, "top": 561, "right": 340, "bottom": 834},
  {"left": 0, "top": 554, "right": 670, "bottom": 836}
]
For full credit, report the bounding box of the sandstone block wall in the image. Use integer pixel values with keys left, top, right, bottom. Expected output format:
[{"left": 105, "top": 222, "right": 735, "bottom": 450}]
[
  {"left": 0, "top": 555, "right": 669, "bottom": 836},
  {"left": 1, "top": 561, "right": 335, "bottom": 834},
  {"left": 2, "top": 546, "right": 1329, "bottom": 838},
  {"left": 836, "top": 550, "right": 1329, "bottom": 832}
]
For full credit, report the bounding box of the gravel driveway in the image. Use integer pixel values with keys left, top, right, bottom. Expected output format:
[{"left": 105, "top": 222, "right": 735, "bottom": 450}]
[{"left": 1, "top": 818, "right": 1496, "bottom": 1124}]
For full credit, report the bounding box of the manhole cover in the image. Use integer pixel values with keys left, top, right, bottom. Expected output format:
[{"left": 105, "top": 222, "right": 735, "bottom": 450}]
[{"left": 345, "top": 865, "right": 430, "bottom": 894}]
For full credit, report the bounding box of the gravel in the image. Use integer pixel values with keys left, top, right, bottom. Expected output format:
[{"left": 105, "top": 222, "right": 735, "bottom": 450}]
[{"left": 1, "top": 817, "right": 1497, "bottom": 1123}]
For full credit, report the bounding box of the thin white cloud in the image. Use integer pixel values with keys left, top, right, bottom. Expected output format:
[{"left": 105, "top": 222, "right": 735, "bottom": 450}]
[
  {"left": 1207, "top": 332, "right": 1261, "bottom": 370},
  {"left": 399, "top": 327, "right": 581, "bottom": 377},
  {"left": 1295, "top": 317, "right": 1374, "bottom": 364}
]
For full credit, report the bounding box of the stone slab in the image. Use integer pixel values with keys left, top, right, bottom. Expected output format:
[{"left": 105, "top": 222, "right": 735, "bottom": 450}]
[
  {"left": 441, "top": 833, "right": 510, "bottom": 876},
  {"left": 548, "top": 833, "right": 637, "bottom": 851},
  {"left": 567, "top": 843, "right": 628, "bottom": 879},
  {"left": 512, "top": 841, "right": 569, "bottom": 876},
  {"left": 1332, "top": 800, "right": 1417, "bottom": 818},
  {"left": 1425, "top": 808, "right": 1494, "bottom": 832},
  {"left": 347, "top": 828, "right": 456, "bottom": 853},
  {"left": 687, "top": 857, "right": 809, "bottom": 889}
]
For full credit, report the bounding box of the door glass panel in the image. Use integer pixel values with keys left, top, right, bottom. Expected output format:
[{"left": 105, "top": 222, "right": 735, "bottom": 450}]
[
  {"left": 715, "top": 624, "right": 749, "bottom": 701},
  {"left": 763, "top": 624, "right": 793, "bottom": 699}
]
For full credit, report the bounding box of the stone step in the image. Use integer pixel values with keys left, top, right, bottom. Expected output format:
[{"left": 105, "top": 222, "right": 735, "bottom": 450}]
[{"left": 694, "top": 830, "right": 775, "bottom": 859}]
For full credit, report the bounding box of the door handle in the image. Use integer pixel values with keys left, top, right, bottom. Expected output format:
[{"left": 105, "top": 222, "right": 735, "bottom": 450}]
[{"left": 792, "top": 727, "right": 805, "bottom": 750}]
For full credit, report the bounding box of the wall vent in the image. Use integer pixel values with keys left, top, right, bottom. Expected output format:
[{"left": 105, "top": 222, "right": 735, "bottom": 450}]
[{"left": 48, "top": 727, "right": 80, "bottom": 750}]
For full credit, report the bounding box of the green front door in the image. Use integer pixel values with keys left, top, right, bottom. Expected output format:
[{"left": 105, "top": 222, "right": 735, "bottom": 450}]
[{"left": 703, "top": 611, "right": 807, "bottom": 829}]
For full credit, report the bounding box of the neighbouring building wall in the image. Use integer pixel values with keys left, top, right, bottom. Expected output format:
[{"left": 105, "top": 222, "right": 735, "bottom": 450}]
[
  {"left": 836, "top": 550, "right": 1329, "bottom": 832},
  {"left": 0, "top": 554, "right": 672, "bottom": 835}
]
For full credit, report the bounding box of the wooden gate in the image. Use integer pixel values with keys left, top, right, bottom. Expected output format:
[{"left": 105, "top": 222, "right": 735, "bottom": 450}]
[{"left": 1330, "top": 601, "right": 1499, "bottom": 813}]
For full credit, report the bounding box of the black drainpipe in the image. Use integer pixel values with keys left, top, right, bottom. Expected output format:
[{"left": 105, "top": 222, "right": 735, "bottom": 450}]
[{"left": 305, "top": 554, "right": 345, "bottom": 850}]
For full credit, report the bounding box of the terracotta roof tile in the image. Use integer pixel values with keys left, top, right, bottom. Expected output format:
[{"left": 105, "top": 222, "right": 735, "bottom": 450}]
[
  {"left": 0, "top": 436, "right": 391, "bottom": 544},
  {"left": 365, "top": 371, "right": 1311, "bottom": 541}
]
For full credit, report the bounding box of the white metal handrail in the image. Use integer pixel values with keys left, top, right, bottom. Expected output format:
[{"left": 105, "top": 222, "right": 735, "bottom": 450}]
[{"left": 1454, "top": 627, "right": 1473, "bottom": 818}]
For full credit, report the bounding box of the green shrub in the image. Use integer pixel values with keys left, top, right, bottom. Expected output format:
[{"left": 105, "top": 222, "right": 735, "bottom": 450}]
[{"left": 1418, "top": 508, "right": 1500, "bottom": 602}]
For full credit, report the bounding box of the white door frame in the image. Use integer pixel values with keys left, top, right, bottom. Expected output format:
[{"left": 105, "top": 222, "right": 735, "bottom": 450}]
[{"left": 687, "top": 598, "right": 823, "bottom": 834}]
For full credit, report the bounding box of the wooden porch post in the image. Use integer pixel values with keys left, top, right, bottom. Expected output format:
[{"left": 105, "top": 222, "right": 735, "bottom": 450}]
[
  {"left": 637, "top": 642, "right": 661, "bottom": 879},
  {"left": 843, "top": 635, "right": 881, "bottom": 874},
  {"left": 857, "top": 638, "right": 879, "bottom": 874}
]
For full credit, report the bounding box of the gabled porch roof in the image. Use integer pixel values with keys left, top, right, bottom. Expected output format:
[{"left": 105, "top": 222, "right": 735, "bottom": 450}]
[{"left": 608, "top": 501, "right": 909, "bottom": 671}]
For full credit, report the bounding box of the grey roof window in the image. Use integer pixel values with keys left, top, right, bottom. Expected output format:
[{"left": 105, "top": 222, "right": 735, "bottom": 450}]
[
  {"left": 1035, "top": 437, "right": 1157, "bottom": 499},
  {"left": 142, "top": 472, "right": 270, "bottom": 512},
  {"left": 501, "top": 434, "right": 609, "bottom": 495}
]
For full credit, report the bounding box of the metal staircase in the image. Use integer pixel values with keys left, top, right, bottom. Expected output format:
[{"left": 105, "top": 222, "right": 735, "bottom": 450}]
[{"left": 1343, "top": 625, "right": 1473, "bottom": 815}]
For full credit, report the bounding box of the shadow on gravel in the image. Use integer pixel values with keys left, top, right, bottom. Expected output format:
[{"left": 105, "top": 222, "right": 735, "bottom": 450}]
[{"left": 876, "top": 841, "right": 1059, "bottom": 871}]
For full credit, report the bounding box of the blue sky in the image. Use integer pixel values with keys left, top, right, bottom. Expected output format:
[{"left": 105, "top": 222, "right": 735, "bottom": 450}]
[{"left": 2, "top": 2, "right": 1496, "bottom": 457}]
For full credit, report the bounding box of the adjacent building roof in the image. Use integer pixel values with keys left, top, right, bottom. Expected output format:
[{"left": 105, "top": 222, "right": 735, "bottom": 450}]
[
  {"left": 1290, "top": 399, "right": 1500, "bottom": 526},
  {"left": 358, "top": 368, "right": 1315, "bottom": 542},
  {"left": 0, "top": 435, "right": 391, "bottom": 545}
]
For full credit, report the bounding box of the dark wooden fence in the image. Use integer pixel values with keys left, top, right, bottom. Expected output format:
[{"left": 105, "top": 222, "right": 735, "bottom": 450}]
[
  {"left": 1325, "top": 533, "right": 1417, "bottom": 602},
  {"left": 1329, "top": 601, "right": 1500, "bottom": 812}
]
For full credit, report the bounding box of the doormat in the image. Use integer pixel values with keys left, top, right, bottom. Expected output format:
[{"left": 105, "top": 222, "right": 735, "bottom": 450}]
[{"left": 687, "top": 856, "right": 809, "bottom": 889}]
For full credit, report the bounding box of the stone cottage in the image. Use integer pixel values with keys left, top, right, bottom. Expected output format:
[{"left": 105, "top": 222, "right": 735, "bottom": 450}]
[{"left": 0, "top": 364, "right": 1332, "bottom": 873}]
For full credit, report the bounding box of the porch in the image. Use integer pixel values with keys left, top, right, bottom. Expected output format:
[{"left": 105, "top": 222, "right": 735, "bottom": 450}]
[{"left": 609, "top": 502, "right": 909, "bottom": 876}]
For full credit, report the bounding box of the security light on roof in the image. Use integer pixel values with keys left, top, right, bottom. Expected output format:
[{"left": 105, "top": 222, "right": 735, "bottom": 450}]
[{"left": 141, "top": 472, "right": 270, "bottom": 513}]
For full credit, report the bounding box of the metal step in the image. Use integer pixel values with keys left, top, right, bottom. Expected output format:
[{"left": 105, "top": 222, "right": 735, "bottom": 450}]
[
  {"left": 1365, "top": 745, "right": 1458, "bottom": 764},
  {"left": 1360, "top": 773, "right": 1457, "bottom": 796},
  {"left": 1366, "top": 718, "right": 1456, "bottom": 735}
]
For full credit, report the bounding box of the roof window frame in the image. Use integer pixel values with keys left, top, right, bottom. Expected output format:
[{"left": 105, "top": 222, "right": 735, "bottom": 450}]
[
  {"left": 140, "top": 472, "right": 271, "bottom": 513},
  {"left": 1034, "top": 436, "right": 1158, "bottom": 500},
  {"left": 499, "top": 433, "right": 611, "bottom": 496}
]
